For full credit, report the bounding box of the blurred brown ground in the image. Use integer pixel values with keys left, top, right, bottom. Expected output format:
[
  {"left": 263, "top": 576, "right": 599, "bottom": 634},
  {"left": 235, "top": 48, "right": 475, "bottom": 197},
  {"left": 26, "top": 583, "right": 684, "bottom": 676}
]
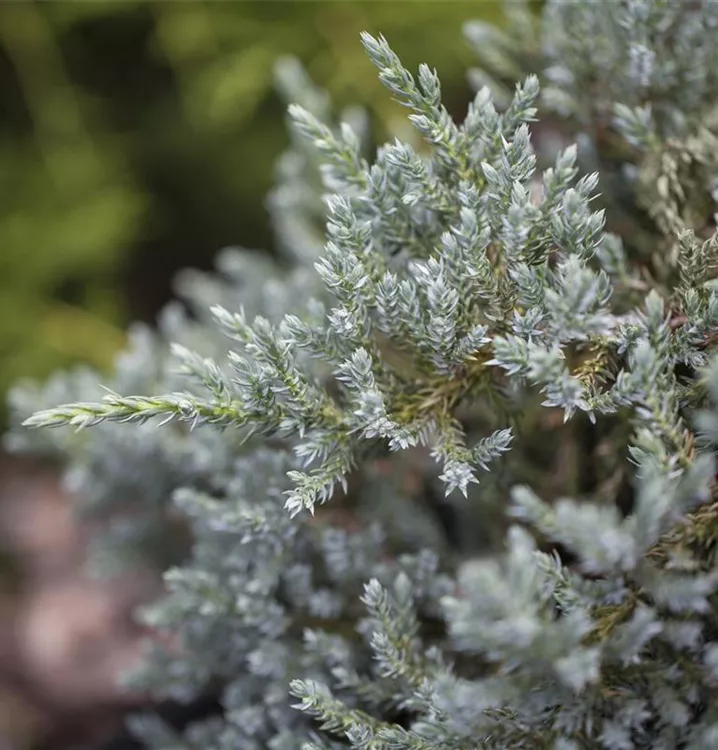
[{"left": 0, "top": 455, "right": 158, "bottom": 750}]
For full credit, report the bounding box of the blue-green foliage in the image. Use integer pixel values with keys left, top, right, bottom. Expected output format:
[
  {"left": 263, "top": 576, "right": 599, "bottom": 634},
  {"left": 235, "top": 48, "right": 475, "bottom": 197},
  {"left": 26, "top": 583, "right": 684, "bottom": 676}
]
[{"left": 9, "top": 1, "right": 718, "bottom": 748}]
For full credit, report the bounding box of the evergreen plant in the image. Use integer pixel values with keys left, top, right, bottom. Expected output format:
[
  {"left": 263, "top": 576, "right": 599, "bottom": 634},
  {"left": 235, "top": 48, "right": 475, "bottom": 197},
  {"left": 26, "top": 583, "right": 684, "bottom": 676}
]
[{"left": 10, "top": 1, "right": 718, "bottom": 747}]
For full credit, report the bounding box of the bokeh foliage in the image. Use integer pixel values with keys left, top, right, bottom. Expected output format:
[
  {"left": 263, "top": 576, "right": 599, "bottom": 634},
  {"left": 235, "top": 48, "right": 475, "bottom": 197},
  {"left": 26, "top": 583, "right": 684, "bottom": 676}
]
[{"left": 0, "top": 0, "right": 502, "bottom": 410}]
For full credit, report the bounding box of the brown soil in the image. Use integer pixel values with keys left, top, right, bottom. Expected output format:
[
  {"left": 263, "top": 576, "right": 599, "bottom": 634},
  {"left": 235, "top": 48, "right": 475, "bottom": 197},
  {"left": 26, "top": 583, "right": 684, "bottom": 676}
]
[{"left": 0, "top": 454, "right": 158, "bottom": 750}]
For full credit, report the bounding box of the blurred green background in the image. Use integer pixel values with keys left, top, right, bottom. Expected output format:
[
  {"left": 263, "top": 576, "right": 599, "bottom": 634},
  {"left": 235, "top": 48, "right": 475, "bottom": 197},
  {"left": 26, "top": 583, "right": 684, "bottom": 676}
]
[{"left": 0, "top": 0, "right": 506, "bottom": 410}]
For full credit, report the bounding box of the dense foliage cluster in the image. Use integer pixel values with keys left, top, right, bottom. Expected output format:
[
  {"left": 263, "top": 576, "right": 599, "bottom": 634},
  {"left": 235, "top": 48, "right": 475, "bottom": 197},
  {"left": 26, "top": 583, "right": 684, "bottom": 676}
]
[
  {"left": 9, "top": 1, "right": 718, "bottom": 748},
  {"left": 0, "top": 0, "right": 485, "bottom": 412}
]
